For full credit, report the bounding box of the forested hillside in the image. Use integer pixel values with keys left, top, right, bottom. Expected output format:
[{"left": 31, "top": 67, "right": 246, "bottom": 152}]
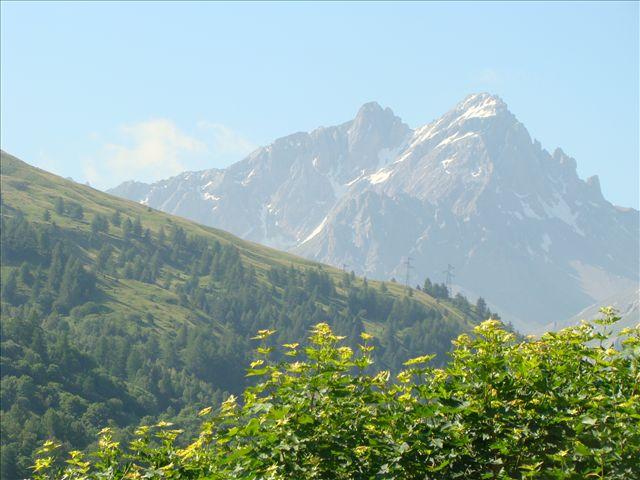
[{"left": 0, "top": 152, "right": 488, "bottom": 478}]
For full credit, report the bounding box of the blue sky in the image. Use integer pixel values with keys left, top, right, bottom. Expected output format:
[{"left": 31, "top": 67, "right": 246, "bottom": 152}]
[{"left": 1, "top": 1, "right": 638, "bottom": 207}]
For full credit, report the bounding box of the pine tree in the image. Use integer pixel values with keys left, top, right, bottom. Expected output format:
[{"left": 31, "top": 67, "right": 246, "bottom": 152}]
[
  {"left": 19, "top": 263, "right": 32, "bottom": 286},
  {"left": 54, "top": 197, "right": 64, "bottom": 215},
  {"left": 55, "top": 258, "right": 95, "bottom": 312},
  {"left": 149, "top": 251, "right": 162, "bottom": 282},
  {"left": 96, "top": 244, "right": 112, "bottom": 272},
  {"left": 2, "top": 269, "right": 18, "bottom": 304},
  {"left": 423, "top": 277, "right": 433, "bottom": 295},
  {"left": 476, "top": 296, "right": 488, "bottom": 319},
  {"left": 37, "top": 228, "right": 51, "bottom": 257},
  {"left": 126, "top": 348, "right": 144, "bottom": 377},
  {"left": 47, "top": 243, "right": 66, "bottom": 291},
  {"left": 91, "top": 214, "right": 109, "bottom": 236},
  {"left": 67, "top": 202, "right": 84, "bottom": 219},
  {"left": 110, "top": 209, "right": 122, "bottom": 227},
  {"left": 122, "top": 218, "right": 133, "bottom": 242},
  {"left": 123, "top": 262, "right": 134, "bottom": 279},
  {"left": 133, "top": 216, "right": 143, "bottom": 238}
]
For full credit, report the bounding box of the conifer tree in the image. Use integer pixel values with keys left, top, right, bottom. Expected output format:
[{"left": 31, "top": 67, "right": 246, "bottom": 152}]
[
  {"left": 66, "top": 202, "right": 83, "bottom": 219},
  {"left": 96, "top": 244, "right": 112, "bottom": 272},
  {"left": 19, "top": 263, "right": 32, "bottom": 285},
  {"left": 122, "top": 218, "right": 133, "bottom": 241},
  {"left": 476, "top": 296, "right": 488, "bottom": 319},
  {"left": 110, "top": 209, "right": 121, "bottom": 227},
  {"left": 54, "top": 197, "right": 64, "bottom": 215},
  {"left": 133, "top": 216, "right": 143, "bottom": 238},
  {"left": 2, "top": 269, "right": 18, "bottom": 304},
  {"left": 91, "top": 214, "right": 109, "bottom": 236},
  {"left": 55, "top": 258, "right": 95, "bottom": 312},
  {"left": 47, "top": 243, "right": 66, "bottom": 291}
]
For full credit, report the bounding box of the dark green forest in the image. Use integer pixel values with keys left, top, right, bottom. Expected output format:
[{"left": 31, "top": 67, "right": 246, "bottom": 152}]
[{"left": 0, "top": 154, "right": 489, "bottom": 478}]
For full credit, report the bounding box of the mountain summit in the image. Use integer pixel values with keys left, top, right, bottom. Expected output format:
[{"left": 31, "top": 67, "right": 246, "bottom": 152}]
[{"left": 109, "top": 95, "right": 639, "bottom": 331}]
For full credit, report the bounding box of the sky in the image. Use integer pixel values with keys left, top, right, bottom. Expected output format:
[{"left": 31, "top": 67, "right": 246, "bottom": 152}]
[{"left": 1, "top": 1, "right": 638, "bottom": 208}]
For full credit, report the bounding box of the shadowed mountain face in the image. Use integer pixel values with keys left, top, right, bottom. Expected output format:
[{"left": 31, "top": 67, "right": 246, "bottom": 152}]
[{"left": 109, "top": 94, "right": 639, "bottom": 332}]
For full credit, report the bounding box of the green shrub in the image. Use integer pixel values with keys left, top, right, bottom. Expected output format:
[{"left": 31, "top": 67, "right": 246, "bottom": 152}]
[{"left": 34, "top": 308, "right": 639, "bottom": 479}]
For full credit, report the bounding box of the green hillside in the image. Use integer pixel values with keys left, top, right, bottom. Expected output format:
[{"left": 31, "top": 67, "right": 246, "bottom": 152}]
[{"left": 0, "top": 151, "right": 487, "bottom": 478}]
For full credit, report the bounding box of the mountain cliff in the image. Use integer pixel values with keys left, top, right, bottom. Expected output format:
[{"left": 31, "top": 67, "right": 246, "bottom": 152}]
[{"left": 110, "top": 94, "right": 639, "bottom": 331}]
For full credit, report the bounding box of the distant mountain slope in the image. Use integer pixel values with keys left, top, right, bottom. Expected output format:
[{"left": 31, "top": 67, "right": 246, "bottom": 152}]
[
  {"left": 110, "top": 94, "right": 639, "bottom": 332},
  {"left": 1, "top": 151, "right": 482, "bottom": 478},
  {"left": 547, "top": 287, "right": 639, "bottom": 334},
  {"left": 109, "top": 101, "right": 411, "bottom": 251}
]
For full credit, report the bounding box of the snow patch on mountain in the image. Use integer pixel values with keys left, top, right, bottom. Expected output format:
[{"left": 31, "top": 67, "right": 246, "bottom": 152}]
[
  {"left": 441, "top": 158, "right": 455, "bottom": 174},
  {"left": 542, "top": 195, "right": 585, "bottom": 236},
  {"left": 301, "top": 216, "right": 328, "bottom": 244},
  {"left": 203, "top": 193, "right": 221, "bottom": 202},
  {"left": 241, "top": 168, "right": 257, "bottom": 186},
  {"left": 369, "top": 169, "right": 392, "bottom": 184},
  {"left": 437, "top": 131, "right": 477, "bottom": 148},
  {"left": 450, "top": 94, "right": 500, "bottom": 126}
]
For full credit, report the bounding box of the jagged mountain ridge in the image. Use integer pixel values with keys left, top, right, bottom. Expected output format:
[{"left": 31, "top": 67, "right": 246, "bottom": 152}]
[
  {"left": 109, "top": 94, "right": 639, "bottom": 332},
  {"left": 111, "top": 101, "right": 412, "bottom": 250}
]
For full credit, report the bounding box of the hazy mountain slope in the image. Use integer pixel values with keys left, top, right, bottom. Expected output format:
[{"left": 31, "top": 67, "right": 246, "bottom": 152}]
[
  {"left": 547, "top": 287, "right": 639, "bottom": 334},
  {"left": 109, "top": 102, "right": 412, "bottom": 250},
  {"left": 109, "top": 94, "right": 639, "bottom": 332},
  {"left": 1, "top": 151, "right": 482, "bottom": 477}
]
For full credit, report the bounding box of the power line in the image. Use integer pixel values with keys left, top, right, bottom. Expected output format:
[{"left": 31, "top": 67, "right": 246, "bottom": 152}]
[
  {"left": 403, "top": 256, "right": 414, "bottom": 288},
  {"left": 443, "top": 263, "right": 455, "bottom": 291}
]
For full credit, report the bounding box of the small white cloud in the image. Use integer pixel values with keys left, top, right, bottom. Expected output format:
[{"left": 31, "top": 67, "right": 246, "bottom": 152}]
[
  {"left": 82, "top": 119, "right": 254, "bottom": 189},
  {"left": 105, "top": 119, "right": 205, "bottom": 177},
  {"left": 197, "top": 121, "right": 257, "bottom": 157}
]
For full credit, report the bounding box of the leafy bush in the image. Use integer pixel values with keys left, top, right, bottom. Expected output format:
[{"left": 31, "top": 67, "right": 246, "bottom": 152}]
[{"left": 34, "top": 309, "right": 639, "bottom": 479}]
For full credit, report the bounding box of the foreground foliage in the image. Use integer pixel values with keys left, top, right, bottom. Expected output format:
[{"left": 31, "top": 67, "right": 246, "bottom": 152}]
[
  {"left": 35, "top": 309, "right": 639, "bottom": 479},
  {"left": 2, "top": 153, "right": 482, "bottom": 477}
]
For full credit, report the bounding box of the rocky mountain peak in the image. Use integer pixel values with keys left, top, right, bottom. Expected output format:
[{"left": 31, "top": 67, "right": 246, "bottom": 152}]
[
  {"left": 440, "top": 92, "right": 514, "bottom": 131},
  {"left": 549, "top": 147, "right": 579, "bottom": 179},
  {"left": 352, "top": 101, "right": 403, "bottom": 125},
  {"left": 109, "top": 94, "right": 639, "bottom": 333},
  {"left": 355, "top": 100, "right": 385, "bottom": 118},
  {"left": 458, "top": 92, "right": 506, "bottom": 109},
  {"left": 585, "top": 175, "right": 604, "bottom": 200},
  {"left": 346, "top": 102, "right": 411, "bottom": 164},
  {"left": 349, "top": 101, "right": 407, "bottom": 135}
]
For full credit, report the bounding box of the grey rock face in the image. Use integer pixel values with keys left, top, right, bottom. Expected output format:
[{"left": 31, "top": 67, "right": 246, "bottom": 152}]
[{"left": 109, "top": 94, "right": 639, "bottom": 332}]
